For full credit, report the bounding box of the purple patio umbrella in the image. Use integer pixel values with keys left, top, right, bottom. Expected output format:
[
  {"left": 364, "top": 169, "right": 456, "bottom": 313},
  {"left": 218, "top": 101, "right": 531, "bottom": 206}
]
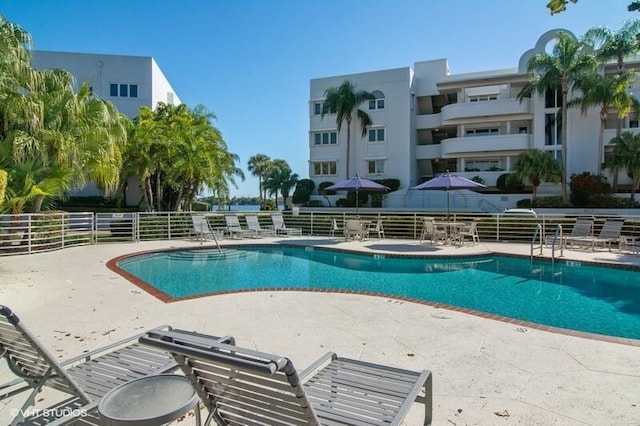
[
  {"left": 411, "top": 172, "right": 485, "bottom": 219},
  {"left": 325, "top": 175, "right": 390, "bottom": 215}
]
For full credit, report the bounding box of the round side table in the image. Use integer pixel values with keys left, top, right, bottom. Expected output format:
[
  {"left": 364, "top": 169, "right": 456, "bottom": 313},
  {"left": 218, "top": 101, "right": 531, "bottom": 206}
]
[{"left": 98, "top": 374, "right": 200, "bottom": 426}]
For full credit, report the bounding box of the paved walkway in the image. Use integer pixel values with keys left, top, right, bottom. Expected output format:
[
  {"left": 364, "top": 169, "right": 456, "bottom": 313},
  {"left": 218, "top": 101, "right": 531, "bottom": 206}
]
[{"left": 1, "top": 238, "right": 639, "bottom": 425}]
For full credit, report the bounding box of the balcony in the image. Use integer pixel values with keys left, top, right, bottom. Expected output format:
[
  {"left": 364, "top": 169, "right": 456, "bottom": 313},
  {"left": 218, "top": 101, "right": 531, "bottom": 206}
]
[
  {"left": 415, "top": 144, "right": 442, "bottom": 160},
  {"left": 441, "top": 133, "right": 531, "bottom": 157},
  {"left": 415, "top": 113, "right": 442, "bottom": 129},
  {"left": 441, "top": 98, "right": 532, "bottom": 123}
]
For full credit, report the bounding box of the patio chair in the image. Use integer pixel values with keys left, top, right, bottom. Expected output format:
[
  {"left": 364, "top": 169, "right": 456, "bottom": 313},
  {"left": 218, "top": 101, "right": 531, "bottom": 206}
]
[
  {"left": 455, "top": 220, "right": 480, "bottom": 245},
  {"left": 366, "top": 218, "right": 385, "bottom": 239},
  {"left": 140, "top": 329, "right": 433, "bottom": 426},
  {"left": 0, "top": 305, "right": 206, "bottom": 425},
  {"left": 270, "top": 213, "right": 302, "bottom": 236},
  {"left": 565, "top": 218, "right": 625, "bottom": 251},
  {"left": 329, "top": 217, "right": 343, "bottom": 238},
  {"left": 561, "top": 217, "right": 594, "bottom": 248},
  {"left": 345, "top": 218, "right": 366, "bottom": 241},
  {"left": 245, "top": 214, "right": 276, "bottom": 237},
  {"left": 224, "top": 214, "right": 258, "bottom": 239},
  {"left": 191, "top": 213, "right": 223, "bottom": 243},
  {"left": 420, "top": 217, "right": 446, "bottom": 245}
]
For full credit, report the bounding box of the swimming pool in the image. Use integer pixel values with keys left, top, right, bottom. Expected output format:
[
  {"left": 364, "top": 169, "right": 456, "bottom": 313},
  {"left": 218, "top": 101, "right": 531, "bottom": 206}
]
[{"left": 117, "top": 246, "right": 640, "bottom": 340}]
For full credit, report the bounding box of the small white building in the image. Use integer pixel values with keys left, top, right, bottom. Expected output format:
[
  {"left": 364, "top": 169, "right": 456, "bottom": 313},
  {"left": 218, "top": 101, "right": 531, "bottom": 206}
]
[
  {"left": 309, "top": 30, "right": 639, "bottom": 211},
  {"left": 31, "top": 50, "right": 181, "bottom": 205}
]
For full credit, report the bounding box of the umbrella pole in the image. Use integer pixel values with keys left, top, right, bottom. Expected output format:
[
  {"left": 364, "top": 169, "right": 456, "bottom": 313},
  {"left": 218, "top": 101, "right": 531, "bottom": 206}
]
[
  {"left": 356, "top": 188, "right": 359, "bottom": 217},
  {"left": 447, "top": 190, "right": 450, "bottom": 221}
]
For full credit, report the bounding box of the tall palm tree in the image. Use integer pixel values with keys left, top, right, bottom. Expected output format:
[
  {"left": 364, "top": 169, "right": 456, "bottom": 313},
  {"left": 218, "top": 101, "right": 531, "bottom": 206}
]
[
  {"left": 604, "top": 131, "right": 640, "bottom": 201},
  {"left": 247, "top": 154, "right": 271, "bottom": 203},
  {"left": 512, "top": 149, "right": 562, "bottom": 205},
  {"left": 570, "top": 71, "right": 638, "bottom": 173},
  {"left": 263, "top": 159, "right": 294, "bottom": 209},
  {"left": 321, "top": 80, "right": 374, "bottom": 179},
  {"left": 518, "top": 32, "right": 597, "bottom": 205}
]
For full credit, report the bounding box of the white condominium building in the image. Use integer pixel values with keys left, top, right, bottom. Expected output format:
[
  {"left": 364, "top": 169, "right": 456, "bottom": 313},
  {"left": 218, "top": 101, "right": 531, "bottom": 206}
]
[
  {"left": 309, "top": 29, "right": 640, "bottom": 210},
  {"left": 31, "top": 51, "right": 181, "bottom": 204}
]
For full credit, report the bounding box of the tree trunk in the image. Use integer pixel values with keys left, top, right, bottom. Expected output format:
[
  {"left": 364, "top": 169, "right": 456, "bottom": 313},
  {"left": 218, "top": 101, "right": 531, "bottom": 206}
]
[
  {"left": 346, "top": 117, "right": 352, "bottom": 179},
  {"left": 155, "top": 170, "right": 162, "bottom": 212},
  {"left": 561, "top": 85, "right": 569, "bottom": 206},
  {"left": 598, "top": 110, "right": 606, "bottom": 175}
]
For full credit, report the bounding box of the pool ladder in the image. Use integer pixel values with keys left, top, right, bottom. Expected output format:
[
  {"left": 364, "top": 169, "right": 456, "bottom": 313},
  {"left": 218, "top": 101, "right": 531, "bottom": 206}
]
[{"left": 530, "top": 224, "right": 563, "bottom": 264}]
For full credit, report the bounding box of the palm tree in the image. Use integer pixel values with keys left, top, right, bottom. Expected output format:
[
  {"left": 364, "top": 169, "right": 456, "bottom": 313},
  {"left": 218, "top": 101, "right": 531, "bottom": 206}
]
[
  {"left": 511, "top": 149, "right": 562, "bottom": 205},
  {"left": 604, "top": 131, "right": 640, "bottom": 201},
  {"left": 518, "top": 31, "right": 597, "bottom": 205},
  {"left": 570, "top": 71, "right": 638, "bottom": 173},
  {"left": 263, "top": 159, "right": 295, "bottom": 210},
  {"left": 321, "top": 80, "right": 374, "bottom": 179},
  {"left": 247, "top": 154, "right": 271, "bottom": 203}
]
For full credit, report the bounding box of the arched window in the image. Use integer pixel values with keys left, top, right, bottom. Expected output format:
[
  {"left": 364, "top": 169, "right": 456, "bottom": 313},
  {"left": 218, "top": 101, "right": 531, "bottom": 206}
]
[{"left": 369, "top": 90, "right": 385, "bottom": 110}]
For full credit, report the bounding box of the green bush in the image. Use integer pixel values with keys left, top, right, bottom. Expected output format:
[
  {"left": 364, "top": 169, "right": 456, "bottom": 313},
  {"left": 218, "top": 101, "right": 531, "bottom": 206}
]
[
  {"left": 532, "top": 196, "right": 563, "bottom": 208},
  {"left": 191, "top": 200, "right": 210, "bottom": 211},
  {"left": 335, "top": 198, "right": 349, "bottom": 207},
  {"left": 307, "top": 200, "right": 324, "bottom": 207},
  {"left": 292, "top": 179, "right": 315, "bottom": 204},
  {"left": 260, "top": 199, "right": 277, "bottom": 211},
  {"left": 497, "top": 173, "right": 523, "bottom": 192},
  {"left": 471, "top": 175, "right": 485, "bottom": 185},
  {"left": 516, "top": 198, "right": 532, "bottom": 208},
  {"left": 318, "top": 181, "right": 336, "bottom": 195}
]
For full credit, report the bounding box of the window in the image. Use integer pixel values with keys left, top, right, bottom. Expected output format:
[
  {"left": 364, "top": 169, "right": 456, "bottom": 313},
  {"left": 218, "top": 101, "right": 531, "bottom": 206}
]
[
  {"left": 518, "top": 126, "right": 528, "bottom": 134},
  {"left": 545, "top": 89, "right": 562, "bottom": 109},
  {"left": 313, "top": 101, "right": 336, "bottom": 115},
  {"left": 110, "top": 83, "right": 138, "bottom": 98},
  {"left": 545, "top": 113, "right": 562, "bottom": 145},
  {"left": 630, "top": 120, "right": 639, "bottom": 128},
  {"left": 368, "top": 90, "right": 385, "bottom": 110},
  {"left": 167, "top": 92, "right": 174, "bottom": 105},
  {"left": 468, "top": 94, "right": 498, "bottom": 102},
  {"left": 368, "top": 128, "right": 385, "bottom": 142},
  {"left": 466, "top": 128, "right": 499, "bottom": 137},
  {"left": 464, "top": 159, "right": 502, "bottom": 172},
  {"left": 312, "top": 161, "right": 337, "bottom": 176},
  {"left": 368, "top": 160, "right": 385, "bottom": 174},
  {"left": 313, "top": 131, "right": 337, "bottom": 145}
]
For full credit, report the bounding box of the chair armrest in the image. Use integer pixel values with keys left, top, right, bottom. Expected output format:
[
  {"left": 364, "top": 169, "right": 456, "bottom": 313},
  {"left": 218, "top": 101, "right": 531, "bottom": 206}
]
[
  {"left": 59, "top": 324, "right": 173, "bottom": 366},
  {"left": 298, "top": 352, "right": 337, "bottom": 382}
]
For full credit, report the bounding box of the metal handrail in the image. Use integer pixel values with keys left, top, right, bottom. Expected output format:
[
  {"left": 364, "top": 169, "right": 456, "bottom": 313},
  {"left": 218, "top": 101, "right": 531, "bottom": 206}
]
[
  {"left": 550, "top": 224, "right": 563, "bottom": 264},
  {"left": 530, "top": 224, "right": 543, "bottom": 260}
]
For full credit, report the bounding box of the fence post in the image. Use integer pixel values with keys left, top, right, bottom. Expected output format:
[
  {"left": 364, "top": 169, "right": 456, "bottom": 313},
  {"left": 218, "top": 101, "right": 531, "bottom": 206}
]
[
  {"left": 168, "top": 212, "right": 172, "bottom": 240},
  {"left": 61, "top": 213, "right": 65, "bottom": 248}
]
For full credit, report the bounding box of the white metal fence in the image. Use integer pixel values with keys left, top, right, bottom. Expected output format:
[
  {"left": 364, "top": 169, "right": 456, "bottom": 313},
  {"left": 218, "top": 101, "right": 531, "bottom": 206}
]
[{"left": 1, "top": 210, "right": 639, "bottom": 256}]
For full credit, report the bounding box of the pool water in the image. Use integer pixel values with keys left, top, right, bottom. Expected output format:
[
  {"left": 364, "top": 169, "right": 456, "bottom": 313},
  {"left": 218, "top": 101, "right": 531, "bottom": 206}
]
[{"left": 118, "top": 246, "right": 640, "bottom": 339}]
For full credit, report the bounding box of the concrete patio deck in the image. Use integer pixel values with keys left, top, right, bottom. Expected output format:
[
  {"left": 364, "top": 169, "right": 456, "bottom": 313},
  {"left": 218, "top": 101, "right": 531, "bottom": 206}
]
[{"left": 1, "top": 237, "right": 639, "bottom": 425}]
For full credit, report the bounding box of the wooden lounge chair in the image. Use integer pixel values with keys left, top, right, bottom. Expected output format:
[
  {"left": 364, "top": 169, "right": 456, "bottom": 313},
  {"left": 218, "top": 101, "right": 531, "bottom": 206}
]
[
  {"left": 565, "top": 218, "right": 624, "bottom": 251},
  {"left": 245, "top": 214, "right": 276, "bottom": 237},
  {"left": 141, "top": 329, "right": 433, "bottom": 426},
  {"left": 271, "top": 213, "right": 302, "bottom": 236},
  {"left": 0, "top": 305, "right": 230, "bottom": 425},
  {"left": 224, "top": 214, "right": 258, "bottom": 239}
]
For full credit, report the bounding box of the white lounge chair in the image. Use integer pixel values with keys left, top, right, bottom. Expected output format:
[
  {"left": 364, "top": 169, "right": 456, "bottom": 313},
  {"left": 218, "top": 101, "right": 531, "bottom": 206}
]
[
  {"left": 565, "top": 218, "right": 624, "bottom": 251},
  {"left": 270, "top": 213, "right": 302, "bottom": 236},
  {"left": 561, "top": 217, "right": 594, "bottom": 248},
  {"left": 141, "top": 329, "right": 433, "bottom": 426},
  {"left": 244, "top": 214, "right": 276, "bottom": 237},
  {"left": 191, "top": 213, "right": 223, "bottom": 243},
  {"left": 224, "top": 214, "right": 258, "bottom": 239}
]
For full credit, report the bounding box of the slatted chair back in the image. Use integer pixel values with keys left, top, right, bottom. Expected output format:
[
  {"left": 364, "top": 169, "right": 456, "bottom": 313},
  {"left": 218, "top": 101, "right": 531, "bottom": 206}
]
[
  {"left": 570, "top": 217, "right": 594, "bottom": 238},
  {"left": 0, "top": 305, "right": 91, "bottom": 400},
  {"left": 598, "top": 218, "right": 624, "bottom": 239},
  {"left": 224, "top": 214, "right": 243, "bottom": 231},
  {"left": 141, "top": 332, "right": 320, "bottom": 425}
]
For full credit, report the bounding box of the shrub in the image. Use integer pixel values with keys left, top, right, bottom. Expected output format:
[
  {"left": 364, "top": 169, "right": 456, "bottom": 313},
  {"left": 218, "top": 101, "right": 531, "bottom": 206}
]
[
  {"left": 292, "top": 179, "right": 315, "bottom": 204},
  {"left": 569, "top": 172, "right": 611, "bottom": 207},
  {"left": 516, "top": 198, "right": 532, "bottom": 208},
  {"left": 471, "top": 175, "right": 485, "bottom": 185},
  {"left": 532, "top": 196, "right": 563, "bottom": 208},
  {"left": 307, "top": 200, "right": 324, "bottom": 207},
  {"left": 0, "top": 169, "right": 6, "bottom": 206},
  {"left": 260, "top": 199, "right": 277, "bottom": 211},
  {"left": 191, "top": 200, "right": 210, "bottom": 211},
  {"left": 318, "top": 181, "right": 336, "bottom": 195},
  {"left": 335, "top": 198, "right": 349, "bottom": 207},
  {"left": 497, "top": 173, "right": 523, "bottom": 192}
]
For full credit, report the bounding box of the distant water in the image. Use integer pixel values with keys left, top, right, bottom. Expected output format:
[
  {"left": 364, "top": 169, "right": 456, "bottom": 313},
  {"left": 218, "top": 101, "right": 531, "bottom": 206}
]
[{"left": 211, "top": 205, "right": 284, "bottom": 212}]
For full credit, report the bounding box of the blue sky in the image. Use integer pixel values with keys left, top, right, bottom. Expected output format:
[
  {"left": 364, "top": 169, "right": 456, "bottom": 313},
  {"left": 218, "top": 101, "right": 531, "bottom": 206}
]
[{"left": 1, "top": 0, "right": 635, "bottom": 197}]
